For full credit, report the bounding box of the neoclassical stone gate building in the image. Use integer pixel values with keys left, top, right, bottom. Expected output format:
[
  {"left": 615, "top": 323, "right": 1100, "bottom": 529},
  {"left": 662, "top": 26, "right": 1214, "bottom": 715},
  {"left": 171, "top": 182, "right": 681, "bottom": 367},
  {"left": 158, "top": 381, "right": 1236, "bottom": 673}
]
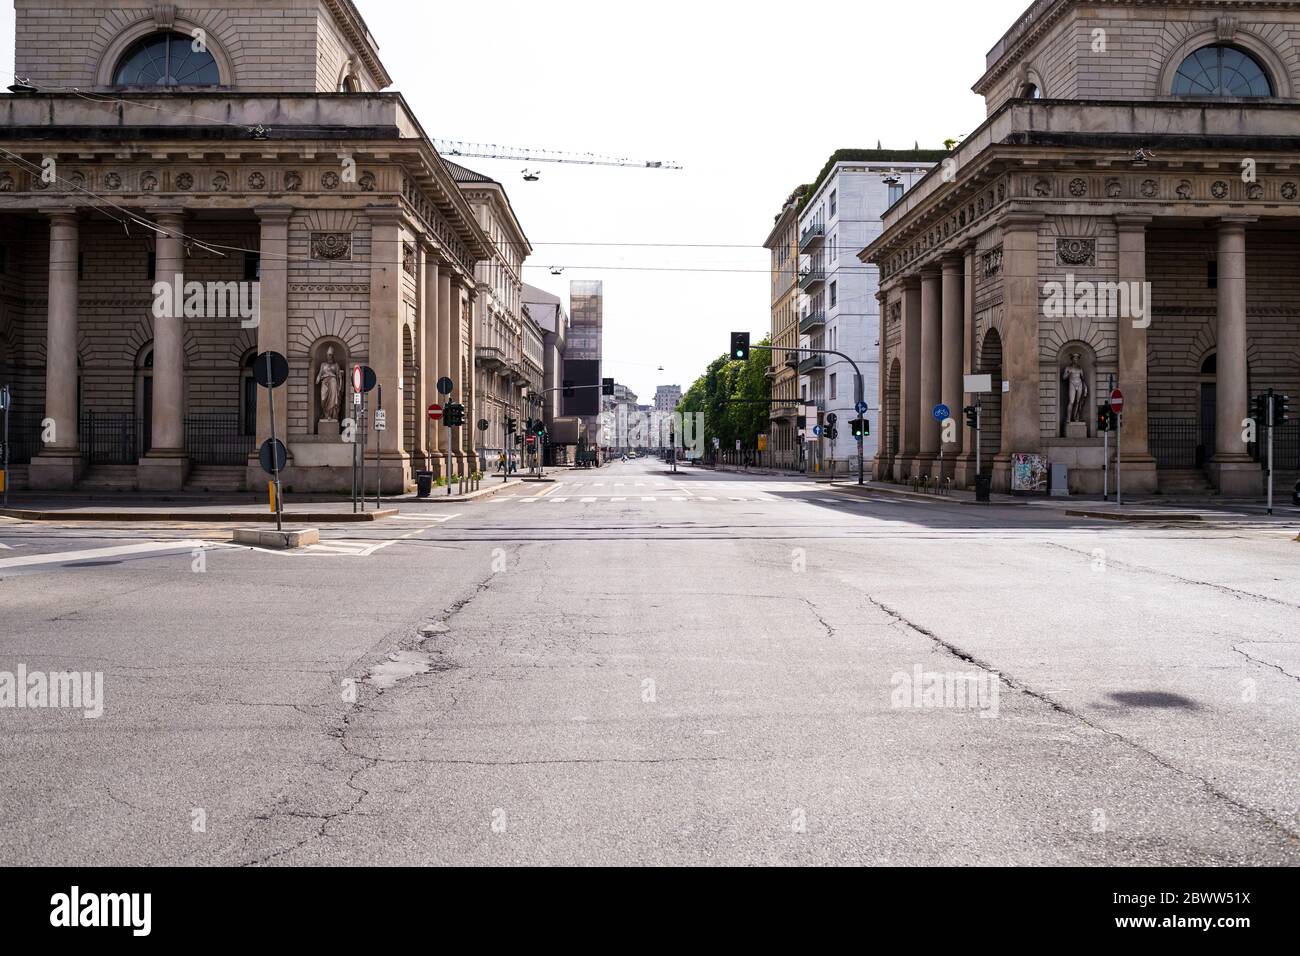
[
  {"left": 0, "top": 0, "right": 490, "bottom": 493},
  {"left": 864, "top": 0, "right": 1300, "bottom": 496}
]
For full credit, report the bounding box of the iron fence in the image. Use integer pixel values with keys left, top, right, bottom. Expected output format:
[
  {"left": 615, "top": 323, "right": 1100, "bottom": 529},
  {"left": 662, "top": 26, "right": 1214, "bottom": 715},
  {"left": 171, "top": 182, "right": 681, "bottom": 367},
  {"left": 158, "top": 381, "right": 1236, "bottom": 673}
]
[
  {"left": 1149, "top": 417, "right": 1199, "bottom": 470},
  {"left": 1, "top": 412, "right": 44, "bottom": 465},
  {"left": 185, "top": 413, "right": 253, "bottom": 466},
  {"left": 80, "top": 412, "right": 144, "bottom": 465}
]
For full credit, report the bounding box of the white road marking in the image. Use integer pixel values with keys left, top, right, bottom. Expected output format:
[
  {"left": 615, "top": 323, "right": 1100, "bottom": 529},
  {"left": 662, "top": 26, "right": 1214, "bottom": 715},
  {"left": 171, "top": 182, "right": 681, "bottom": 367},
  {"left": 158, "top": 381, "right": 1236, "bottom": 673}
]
[
  {"left": 0, "top": 539, "right": 209, "bottom": 571},
  {"left": 613, "top": 497, "right": 627, "bottom": 502},
  {"left": 581, "top": 497, "right": 597, "bottom": 503}
]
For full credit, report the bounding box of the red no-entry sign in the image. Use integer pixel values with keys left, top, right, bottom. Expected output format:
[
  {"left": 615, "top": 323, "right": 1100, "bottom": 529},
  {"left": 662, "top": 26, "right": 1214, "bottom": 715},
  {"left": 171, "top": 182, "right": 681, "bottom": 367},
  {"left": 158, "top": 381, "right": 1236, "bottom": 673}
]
[
  {"left": 353, "top": 365, "right": 363, "bottom": 393},
  {"left": 1110, "top": 389, "right": 1125, "bottom": 414},
  {"left": 427, "top": 403, "right": 444, "bottom": 422}
]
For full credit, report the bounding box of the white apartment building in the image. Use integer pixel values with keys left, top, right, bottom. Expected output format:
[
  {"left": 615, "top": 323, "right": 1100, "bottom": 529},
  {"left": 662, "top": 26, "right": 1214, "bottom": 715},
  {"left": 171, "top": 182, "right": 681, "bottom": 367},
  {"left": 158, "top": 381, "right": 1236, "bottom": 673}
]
[{"left": 797, "top": 152, "right": 940, "bottom": 474}]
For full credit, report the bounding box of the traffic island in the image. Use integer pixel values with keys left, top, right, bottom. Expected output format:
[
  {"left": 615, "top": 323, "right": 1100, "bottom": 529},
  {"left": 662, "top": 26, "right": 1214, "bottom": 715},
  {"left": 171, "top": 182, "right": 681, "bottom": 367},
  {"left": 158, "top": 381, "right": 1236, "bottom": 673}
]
[{"left": 233, "top": 527, "right": 321, "bottom": 550}]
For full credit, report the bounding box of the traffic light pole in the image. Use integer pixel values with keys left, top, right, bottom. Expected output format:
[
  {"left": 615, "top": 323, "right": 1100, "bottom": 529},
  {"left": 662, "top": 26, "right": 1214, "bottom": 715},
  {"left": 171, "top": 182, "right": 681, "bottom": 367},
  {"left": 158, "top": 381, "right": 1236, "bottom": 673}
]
[
  {"left": 1267, "top": 391, "right": 1274, "bottom": 516},
  {"left": 750, "top": 345, "right": 866, "bottom": 485}
]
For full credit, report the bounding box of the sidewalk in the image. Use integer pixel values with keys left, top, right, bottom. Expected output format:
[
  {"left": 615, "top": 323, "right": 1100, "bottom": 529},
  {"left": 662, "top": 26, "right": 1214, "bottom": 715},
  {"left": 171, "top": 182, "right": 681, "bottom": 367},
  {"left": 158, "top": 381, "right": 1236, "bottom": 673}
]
[{"left": 0, "top": 480, "right": 524, "bottom": 522}]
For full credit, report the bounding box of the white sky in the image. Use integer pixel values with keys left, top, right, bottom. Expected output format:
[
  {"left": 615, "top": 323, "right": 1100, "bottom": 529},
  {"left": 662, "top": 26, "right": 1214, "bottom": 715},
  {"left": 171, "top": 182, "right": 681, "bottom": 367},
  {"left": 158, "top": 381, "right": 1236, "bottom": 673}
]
[{"left": 0, "top": 0, "right": 1031, "bottom": 402}]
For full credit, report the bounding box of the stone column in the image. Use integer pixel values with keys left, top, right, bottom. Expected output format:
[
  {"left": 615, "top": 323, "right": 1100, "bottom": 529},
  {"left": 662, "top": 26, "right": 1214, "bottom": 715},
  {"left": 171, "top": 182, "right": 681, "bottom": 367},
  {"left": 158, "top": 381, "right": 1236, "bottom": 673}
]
[
  {"left": 992, "top": 214, "right": 1044, "bottom": 493},
  {"left": 447, "top": 275, "right": 466, "bottom": 471},
  {"left": 421, "top": 244, "right": 441, "bottom": 474},
  {"left": 873, "top": 288, "right": 889, "bottom": 480},
  {"left": 1116, "top": 216, "right": 1158, "bottom": 493},
  {"left": 939, "top": 255, "right": 964, "bottom": 479},
  {"left": 955, "top": 245, "right": 979, "bottom": 487},
  {"left": 437, "top": 269, "right": 454, "bottom": 474},
  {"left": 916, "top": 267, "right": 943, "bottom": 477},
  {"left": 138, "top": 208, "right": 188, "bottom": 491},
  {"left": 29, "top": 210, "right": 81, "bottom": 489},
  {"left": 1213, "top": 217, "right": 1259, "bottom": 495},
  {"left": 897, "top": 277, "right": 922, "bottom": 478},
  {"left": 366, "top": 206, "right": 409, "bottom": 490},
  {"left": 245, "top": 206, "right": 291, "bottom": 491}
]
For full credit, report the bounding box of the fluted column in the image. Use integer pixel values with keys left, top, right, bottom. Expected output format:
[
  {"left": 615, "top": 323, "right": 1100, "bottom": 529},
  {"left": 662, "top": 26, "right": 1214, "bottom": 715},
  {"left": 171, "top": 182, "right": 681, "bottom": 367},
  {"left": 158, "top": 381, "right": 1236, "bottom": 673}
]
[
  {"left": 367, "top": 207, "right": 405, "bottom": 473},
  {"left": 437, "top": 269, "right": 454, "bottom": 473},
  {"left": 1116, "top": 216, "right": 1158, "bottom": 492},
  {"left": 992, "top": 214, "right": 1043, "bottom": 492},
  {"left": 916, "top": 267, "right": 943, "bottom": 475},
  {"left": 1213, "top": 218, "right": 1259, "bottom": 495},
  {"left": 421, "top": 244, "right": 441, "bottom": 472},
  {"left": 955, "top": 245, "right": 979, "bottom": 487},
  {"left": 940, "top": 255, "right": 964, "bottom": 478},
  {"left": 138, "top": 208, "right": 189, "bottom": 490},
  {"left": 29, "top": 210, "right": 81, "bottom": 489},
  {"left": 447, "top": 275, "right": 466, "bottom": 470}
]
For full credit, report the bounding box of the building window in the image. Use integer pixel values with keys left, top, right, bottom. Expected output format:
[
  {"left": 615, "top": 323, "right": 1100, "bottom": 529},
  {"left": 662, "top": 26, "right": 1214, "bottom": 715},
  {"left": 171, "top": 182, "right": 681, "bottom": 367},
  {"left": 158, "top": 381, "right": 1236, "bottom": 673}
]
[
  {"left": 1020, "top": 82, "right": 1041, "bottom": 99},
  {"left": 113, "top": 32, "right": 221, "bottom": 87},
  {"left": 829, "top": 373, "right": 837, "bottom": 401},
  {"left": 888, "top": 183, "right": 905, "bottom": 206},
  {"left": 829, "top": 281, "right": 837, "bottom": 308},
  {"left": 244, "top": 252, "right": 261, "bottom": 281},
  {"left": 829, "top": 190, "right": 837, "bottom": 218},
  {"left": 339, "top": 74, "right": 361, "bottom": 93},
  {"left": 1171, "top": 45, "right": 1273, "bottom": 97}
]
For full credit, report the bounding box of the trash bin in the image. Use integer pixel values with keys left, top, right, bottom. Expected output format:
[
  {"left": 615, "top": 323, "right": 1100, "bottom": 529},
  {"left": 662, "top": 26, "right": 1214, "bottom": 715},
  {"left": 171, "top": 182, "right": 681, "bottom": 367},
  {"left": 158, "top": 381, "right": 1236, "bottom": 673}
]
[
  {"left": 416, "top": 471, "right": 434, "bottom": 499},
  {"left": 974, "top": 474, "right": 991, "bottom": 503}
]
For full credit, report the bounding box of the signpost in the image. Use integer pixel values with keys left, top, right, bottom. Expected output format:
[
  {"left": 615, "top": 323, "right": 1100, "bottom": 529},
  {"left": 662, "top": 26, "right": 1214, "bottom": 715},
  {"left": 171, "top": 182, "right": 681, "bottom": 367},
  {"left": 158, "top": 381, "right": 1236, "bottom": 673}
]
[
  {"left": 438, "top": 377, "right": 454, "bottom": 495},
  {"left": 1, "top": 384, "right": 10, "bottom": 507},
  {"left": 254, "top": 351, "right": 289, "bottom": 530},
  {"left": 1110, "top": 388, "right": 1125, "bottom": 507},
  {"left": 351, "top": 365, "right": 377, "bottom": 512}
]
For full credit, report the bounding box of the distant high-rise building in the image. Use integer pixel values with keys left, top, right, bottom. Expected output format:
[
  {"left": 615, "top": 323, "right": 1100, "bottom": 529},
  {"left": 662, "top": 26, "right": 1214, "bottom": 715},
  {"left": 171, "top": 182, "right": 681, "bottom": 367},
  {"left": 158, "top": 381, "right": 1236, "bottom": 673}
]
[
  {"left": 654, "top": 385, "right": 682, "bottom": 413},
  {"left": 565, "top": 280, "right": 604, "bottom": 443}
]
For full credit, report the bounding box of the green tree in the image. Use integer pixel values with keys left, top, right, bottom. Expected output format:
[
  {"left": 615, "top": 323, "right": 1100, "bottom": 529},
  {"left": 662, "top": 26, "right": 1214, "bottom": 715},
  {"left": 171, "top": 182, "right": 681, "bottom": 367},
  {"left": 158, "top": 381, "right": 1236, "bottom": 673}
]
[{"left": 678, "top": 337, "right": 772, "bottom": 455}]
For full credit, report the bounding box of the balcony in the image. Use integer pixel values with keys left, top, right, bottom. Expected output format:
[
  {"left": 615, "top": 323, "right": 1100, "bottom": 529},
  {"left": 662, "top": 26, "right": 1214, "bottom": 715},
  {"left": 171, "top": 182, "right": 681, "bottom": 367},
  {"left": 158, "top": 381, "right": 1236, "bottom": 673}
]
[
  {"left": 799, "top": 222, "right": 825, "bottom": 253},
  {"left": 798, "top": 267, "right": 825, "bottom": 292},
  {"left": 799, "top": 310, "right": 825, "bottom": 333},
  {"left": 475, "top": 346, "right": 506, "bottom": 369},
  {"left": 798, "top": 354, "right": 826, "bottom": 375}
]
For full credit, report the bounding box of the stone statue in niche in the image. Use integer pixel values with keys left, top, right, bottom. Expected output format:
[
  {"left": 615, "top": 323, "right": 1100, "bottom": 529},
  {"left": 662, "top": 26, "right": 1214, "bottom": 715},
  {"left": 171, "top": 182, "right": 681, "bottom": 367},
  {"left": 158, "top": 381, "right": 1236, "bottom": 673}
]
[
  {"left": 315, "top": 345, "right": 345, "bottom": 436},
  {"left": 1062, "top": 352, "right": 1090, "bottom": 437}
]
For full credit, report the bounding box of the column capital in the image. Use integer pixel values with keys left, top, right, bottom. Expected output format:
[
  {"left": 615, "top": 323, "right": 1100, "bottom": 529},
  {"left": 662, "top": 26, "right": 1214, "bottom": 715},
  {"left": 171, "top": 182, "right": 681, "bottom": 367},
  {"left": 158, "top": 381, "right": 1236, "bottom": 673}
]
[
  {"left": 39, "top": 207, "right": 80, "bottom": 223},
  {"left": 919, "top": 264, "right": 942, "bottom": 280},
  {"left": 1218, "top": 216, "right": 1256, "bottom": 230},
  {"left": 940, "top": 253, "right": 964, "bottom": 271},
  {"left": 1000, "top": 211, "right": 1045, "bottom": 231},
  {"left": 1114, "top": 214, "right": 1153, "bottom": 232},
  {"left": 365, "top": 203, "right": 404, "bottom": 227},
  {"left": 902, "top": 274, "right": 922, "bottom": 290},
  {"left": 147, "top": 205, "right": 187, "bottom": 220},
  {"left": 254, "top": 204, "right": 294, "bottom": 223}
]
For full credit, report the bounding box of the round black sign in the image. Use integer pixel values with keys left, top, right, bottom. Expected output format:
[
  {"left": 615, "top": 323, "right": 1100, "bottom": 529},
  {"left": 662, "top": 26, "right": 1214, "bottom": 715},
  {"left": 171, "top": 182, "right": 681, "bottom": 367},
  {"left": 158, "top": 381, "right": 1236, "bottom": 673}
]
[
  {"left": 259, "top": 438, "right": 288, "bottom": 475},
  {"left": 254, "top": 351, "right": 289, "bottom": 389},
  {"left": 437, "top": 377, "right": 454, "bottom": 397},
  {"left": 477, "top": 419, "right": 489, "bottom": 432},
  {"left": 360, "top": 365, "right": 378, "bottom": 393},
  {"left": 825, "top": 413, "right": 838, "bottom": 426}
]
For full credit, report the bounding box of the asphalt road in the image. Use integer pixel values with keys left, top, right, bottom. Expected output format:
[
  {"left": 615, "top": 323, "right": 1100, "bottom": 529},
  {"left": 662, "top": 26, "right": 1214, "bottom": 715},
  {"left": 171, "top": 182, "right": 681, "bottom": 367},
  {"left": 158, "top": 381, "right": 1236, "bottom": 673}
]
[{"left": 1, "top": 459, "right": 1297, "bottom": 865}]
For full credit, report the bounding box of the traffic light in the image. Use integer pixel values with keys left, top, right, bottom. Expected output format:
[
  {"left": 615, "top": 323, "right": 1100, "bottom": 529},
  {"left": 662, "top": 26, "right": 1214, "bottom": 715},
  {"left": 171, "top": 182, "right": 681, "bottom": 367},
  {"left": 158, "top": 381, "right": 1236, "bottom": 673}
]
[
  {"left": 444, "top": 403, "right": 465, "bottom": 427},
  {"left": 730, "top": 332, "right": 750, "bottom": 361},
  {"left": 1274, "top": 394, "right": 1291, "bottom": 426},
  {"left": 506, "top": 417, "right": 517, "bottom": 434},
  {"left": 1252, "top": 393, "right": 1270, "bottom": 426},
  {"left": 602, "top": 378, "right": 616, "bottom": 396},
  {"left": 850, "top": 418, "right": 869, "bottom": 439},
  {"left": 964, "top": 405, "right": 979, "bottom": 430},
  {"left": 825, "top": 427, "right": 839, "bottom": 441},
  {"left": 534, "top": 419, "right": 546, "bottom": 436}
]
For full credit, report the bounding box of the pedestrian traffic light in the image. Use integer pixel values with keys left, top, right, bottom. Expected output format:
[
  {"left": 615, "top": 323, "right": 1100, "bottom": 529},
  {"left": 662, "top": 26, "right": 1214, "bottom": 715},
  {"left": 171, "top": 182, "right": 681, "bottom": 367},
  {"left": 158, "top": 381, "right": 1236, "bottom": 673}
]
[
  {"left": 965, "top": 405, "right": 979, "bottom": 430},
  {"left": 1274, "top": 394, "right": 1291, "bottom": 426},
  {"left": 730, "top": 332, "right": 750, "bottom": 361}
]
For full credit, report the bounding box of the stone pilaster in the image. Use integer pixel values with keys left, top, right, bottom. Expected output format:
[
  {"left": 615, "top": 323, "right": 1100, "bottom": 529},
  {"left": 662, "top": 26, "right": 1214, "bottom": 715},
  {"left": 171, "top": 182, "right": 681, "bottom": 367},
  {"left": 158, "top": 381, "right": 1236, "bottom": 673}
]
[
  {"left": 955, "top": 246, "right": 980, "bottom": 487},
  {"left": 897, "top": 277, "right": 922, "bottom": 479},
  {"left": 245, "top": 205, "right": 291, "bottom": 492},
  {"left": 420, "top": 243, "right": 442, "bottom": 475},
  {"left": 28, "top": 210, "right": 82, "bottom": 489},
  {"left": 992, "top": 214, "right": 1043, "bottom": 493},
  {"left": 366, "top": 205, "right": 410, "bottom": 491},
  {"left": 1115, "top": 215, "right": 1158, "bottom": 493}
]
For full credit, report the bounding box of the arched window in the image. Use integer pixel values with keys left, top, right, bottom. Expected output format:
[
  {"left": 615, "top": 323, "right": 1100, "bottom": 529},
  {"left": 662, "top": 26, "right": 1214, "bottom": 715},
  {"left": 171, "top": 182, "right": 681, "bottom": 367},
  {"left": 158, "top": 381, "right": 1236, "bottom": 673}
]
[
  {"left": 113, "top": 32, "right": 221, "bottom": 87},
  {"left": 1171, "top": 44, "right": 1273, "bottom": 97},
  {"left": 1020, "top": 82, "right": 1042, "bottom": 99},
  {"left": 339, "top": 74, "right": 361, "bottom": 93}
]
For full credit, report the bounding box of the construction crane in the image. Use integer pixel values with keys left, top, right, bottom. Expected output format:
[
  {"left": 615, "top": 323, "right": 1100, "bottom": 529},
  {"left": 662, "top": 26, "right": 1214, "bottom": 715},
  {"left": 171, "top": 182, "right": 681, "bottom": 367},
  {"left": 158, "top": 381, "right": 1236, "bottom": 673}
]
[{"left": 434, "top": 140, "right": 681, "bottom": 171}]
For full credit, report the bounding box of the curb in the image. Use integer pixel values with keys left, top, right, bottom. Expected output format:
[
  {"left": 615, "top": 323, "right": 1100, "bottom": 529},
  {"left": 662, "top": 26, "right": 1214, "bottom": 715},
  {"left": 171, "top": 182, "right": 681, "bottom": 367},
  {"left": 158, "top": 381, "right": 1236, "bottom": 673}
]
[
  {"left": 1064, "top": 509, "right": 1204, "bottom": 522},
  {"left": 0, "top": 508, "right": 398, "bottom": 523}
]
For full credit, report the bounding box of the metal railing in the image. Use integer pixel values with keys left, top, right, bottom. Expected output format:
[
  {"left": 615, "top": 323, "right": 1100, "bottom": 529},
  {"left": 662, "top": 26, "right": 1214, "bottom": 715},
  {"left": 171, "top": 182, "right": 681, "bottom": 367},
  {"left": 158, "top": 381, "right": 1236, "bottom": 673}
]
[
  {"left": 797, "top": 354, "right": 826, "bottom": 374},
  {"left": 1149, "top": 417, "right": 1198, "bottom": 471},
  {"left": 186, "top": 413, "right": 254, "bottom": 466},
  {"left": 1, "top": 412, "right": 44, "bottom": 465},
  {"left": 798, "top": 268, "right": 825, "bottom": 291},
  {"left": 799, "top": 310, "right": 826, "bottom": 333},
  {"left": 80, "top": 412, "right": 144, "bottom": 465},
  {"left": 799, "top": 222, "right": 825, "bottom": 251}
]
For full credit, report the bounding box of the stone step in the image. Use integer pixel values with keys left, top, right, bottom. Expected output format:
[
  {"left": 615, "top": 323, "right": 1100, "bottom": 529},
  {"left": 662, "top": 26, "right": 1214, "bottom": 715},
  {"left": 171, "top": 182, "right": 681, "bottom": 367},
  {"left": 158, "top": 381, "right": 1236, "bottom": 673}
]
[
  {"left": 185, "top": 466, "right": 247, "bottom": 493},
  {"left": 77, "top": 465, "right": 139, "bottom": 492}
]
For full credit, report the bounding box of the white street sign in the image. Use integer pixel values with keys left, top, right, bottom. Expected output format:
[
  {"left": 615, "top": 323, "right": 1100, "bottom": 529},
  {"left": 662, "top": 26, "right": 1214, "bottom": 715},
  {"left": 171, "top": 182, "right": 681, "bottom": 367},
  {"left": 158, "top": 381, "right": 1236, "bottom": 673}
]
[
  {"left": 375, "top": 409, "right": 387, "bottom": 432},
  {"left": 964, "top": 374, "right": 993, "bottom": 393}
]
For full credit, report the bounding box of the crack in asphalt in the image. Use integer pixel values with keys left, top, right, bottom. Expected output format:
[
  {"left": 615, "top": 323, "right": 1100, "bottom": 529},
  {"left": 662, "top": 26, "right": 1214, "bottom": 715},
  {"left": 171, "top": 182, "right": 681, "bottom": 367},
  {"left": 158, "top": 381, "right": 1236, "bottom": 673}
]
[
  {"left": 1042, "top": 541, "right": 1300, "bottom": 612},
  {"left": 1232, "top": 643, "right": 1300, "bottom": 682},
  {"left": 237, "top": 557, "right": 504, "bottom": 867},
  {"left": 860, "top": 592, "right": 1300, "bottom": 846}
]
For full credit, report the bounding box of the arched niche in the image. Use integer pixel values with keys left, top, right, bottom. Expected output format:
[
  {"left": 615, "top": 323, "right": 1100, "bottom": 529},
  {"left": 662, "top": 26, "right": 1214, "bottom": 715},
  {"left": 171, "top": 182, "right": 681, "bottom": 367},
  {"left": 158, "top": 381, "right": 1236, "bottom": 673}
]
[
  {"left": 1058, "top": 341, "right": 1098, "bottom": 438},
  {"left": 310, "top": 337, "right": 350, "bottom": 436}
]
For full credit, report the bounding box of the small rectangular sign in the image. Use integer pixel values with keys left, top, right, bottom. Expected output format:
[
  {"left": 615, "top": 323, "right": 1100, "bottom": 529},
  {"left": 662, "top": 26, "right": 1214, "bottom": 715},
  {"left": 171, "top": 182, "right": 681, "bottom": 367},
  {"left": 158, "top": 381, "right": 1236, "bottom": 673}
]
[
  {"left": 964, "top": 374, "right": 993, "bottom": 393},
  {"left": 375, "top": 409, "right": 387, "bottom": 432}
]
